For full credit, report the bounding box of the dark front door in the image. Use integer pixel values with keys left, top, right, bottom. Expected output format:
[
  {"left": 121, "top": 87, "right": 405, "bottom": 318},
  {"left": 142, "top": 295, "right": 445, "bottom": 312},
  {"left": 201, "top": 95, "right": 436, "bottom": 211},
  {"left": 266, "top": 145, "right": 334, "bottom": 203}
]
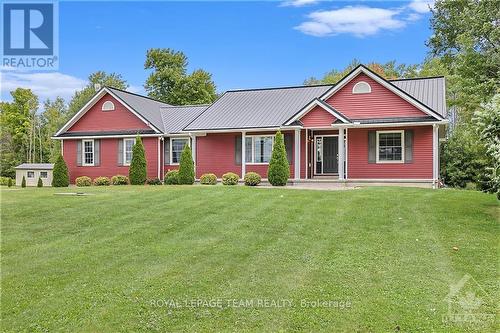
[{"left": 322, "top": 136, "right": 338, "bottom": 174}]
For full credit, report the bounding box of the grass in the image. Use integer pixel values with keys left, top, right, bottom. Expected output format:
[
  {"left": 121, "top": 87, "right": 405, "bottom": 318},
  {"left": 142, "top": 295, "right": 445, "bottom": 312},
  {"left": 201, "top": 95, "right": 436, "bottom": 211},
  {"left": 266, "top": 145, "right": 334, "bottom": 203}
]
[{"left": 1, "top": 185, "right": 498, "bottom": 332}]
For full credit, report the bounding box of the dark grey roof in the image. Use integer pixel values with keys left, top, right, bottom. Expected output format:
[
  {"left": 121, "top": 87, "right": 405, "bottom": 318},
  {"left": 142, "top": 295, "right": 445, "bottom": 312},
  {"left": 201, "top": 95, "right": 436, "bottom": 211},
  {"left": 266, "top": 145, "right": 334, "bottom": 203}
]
[
  {"left": 16, "top": 163, "right": 54, "bottom": 170},
  {"left": 390, "top": 77, "right": 446, "bottom": 117},
  {"left": 184, "top": 85, "right": 333, "bottom": 131},
  {"left": 58, "top": 129, "right": 157, "bottom": 137},
  {"left": 352, "top": 116, "right": 436, "bottom": 124},
  {"left": 160, "top": 105, "right": 209, "bottom": 134},
  {"left": 107, "top": 87, "right": 170, "bottom": 132}
]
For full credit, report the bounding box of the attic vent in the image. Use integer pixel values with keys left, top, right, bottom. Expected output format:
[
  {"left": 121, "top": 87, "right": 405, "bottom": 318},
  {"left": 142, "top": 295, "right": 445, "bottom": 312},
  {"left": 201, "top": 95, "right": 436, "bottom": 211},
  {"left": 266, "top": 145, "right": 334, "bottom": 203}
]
[
  {"left": 102, "top": 101, "right": 115, "bottom": 111},
  {"left": 352, "top": 81, "right": 371, "bottom": 94}
]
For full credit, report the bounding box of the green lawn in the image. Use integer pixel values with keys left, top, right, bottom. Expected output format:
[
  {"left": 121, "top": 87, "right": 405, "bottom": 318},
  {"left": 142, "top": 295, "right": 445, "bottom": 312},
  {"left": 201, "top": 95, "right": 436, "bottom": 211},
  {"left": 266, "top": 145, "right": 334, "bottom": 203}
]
[{"left": 1, "top": 186, "right": 498, "bottom": 332}]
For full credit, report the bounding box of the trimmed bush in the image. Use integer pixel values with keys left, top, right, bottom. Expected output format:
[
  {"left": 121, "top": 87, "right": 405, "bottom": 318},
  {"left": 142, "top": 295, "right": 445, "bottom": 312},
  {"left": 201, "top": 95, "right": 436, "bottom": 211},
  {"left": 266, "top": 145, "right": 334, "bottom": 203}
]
[
  {"left": 21, "top": 176, "right": 26, "bottom": 188},
  {"left": 37, "top": 177, "right": 43, "bottom": 187},
  {"left": 268, "top": 130, "right": 289, "bottom": 186},
  {"left": 52, "top": 154, "right": 69, "bottom": 187},
  {"left": 178, "top": 144, "right": 195, "bottom": 185},
  {"left": 93, "top": 176, "right": 110, "bottom": 186},
  {"left": 164, "top": 170, "right": 179, "bottom": 185},
  {"left": 76, "top": 176, "right": 92, "bottom": 187},
  {"left": 200, "top": 173, "right": 217, "bottom": 185},
  {"left": 129, "top": 136, "right": 147, "bottom": 185},
  {"left": 147, "top": 178, "right": 162, "bottom": 185},
  {"left": 222, "top": 172, "right": 239, "bottom": 185},
  {"left": 111, "top": 175, "right": 129, "bottom": 185},
  {"left": 244, "top": 172, "right": 261, "bottom": 186},
  {"left": 0, "top": 176, "right": 11, "bottom": 186},
  {"left": 7, "top": 178, "right": 13, "bottom": 187}
]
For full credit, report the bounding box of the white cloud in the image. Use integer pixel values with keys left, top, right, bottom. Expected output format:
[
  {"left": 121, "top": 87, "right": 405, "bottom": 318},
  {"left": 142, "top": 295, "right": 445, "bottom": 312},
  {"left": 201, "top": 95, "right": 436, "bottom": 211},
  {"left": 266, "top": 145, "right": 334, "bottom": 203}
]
[
  {"left": 295, "top": 6, "right": 406, "bottom": 37},
  {"left": 281, "top": 0, "right": 318, "bottom": 7},
  {"left": 408, "top": 0, "right": 435, "bottom": 13}
]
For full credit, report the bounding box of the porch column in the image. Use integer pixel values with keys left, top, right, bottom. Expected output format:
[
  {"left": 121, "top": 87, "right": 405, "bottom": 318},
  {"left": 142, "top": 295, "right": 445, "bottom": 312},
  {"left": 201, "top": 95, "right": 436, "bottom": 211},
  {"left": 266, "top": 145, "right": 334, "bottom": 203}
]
[
  {"left": 338, "top": 128, "right": 345, "bottom": 180},
  {"left": 432, "top": 124, "right": 439, "bottom": 189},
  {"left": 241, "top": 131, "right": 246, "bottom": 178},
  {"left": 191, "top": 135, "right": 197, "bottom": 176},
  {"left": 305, "top": 129, "right": 308, "bottom": 180},
  {"left": 294, "top": 129, "right": 300, "bottom": 180}
]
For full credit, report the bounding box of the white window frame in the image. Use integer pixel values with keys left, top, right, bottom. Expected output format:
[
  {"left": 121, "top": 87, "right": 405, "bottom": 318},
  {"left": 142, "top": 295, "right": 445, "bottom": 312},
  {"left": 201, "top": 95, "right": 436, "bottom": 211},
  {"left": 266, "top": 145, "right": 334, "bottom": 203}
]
[
  {"left": 170, "top": 137, "right": 190, "bottom": 165},
  {"left": 245, "top": 135, "right": 275, "bottom": 165},
  {"left": 82, "top": 139, "right": 95, "bottom": 166},
  {"left": 40, "top": 171, "right": 48, "bottom": 178},
  {"left": 352, "top": 81, "right": 371, "bottom": 94},
  {"left": 101, "top": 101, "right": 115, "bottom": 111},
  {"left": 376, "top": 130, "right": 404, "bottom": 164},
  {"left": 27, "top": 171, "right": 35, "bottom": 178},
  {"left": 123, "top": 138, "right": 135, "bottom": 166}
]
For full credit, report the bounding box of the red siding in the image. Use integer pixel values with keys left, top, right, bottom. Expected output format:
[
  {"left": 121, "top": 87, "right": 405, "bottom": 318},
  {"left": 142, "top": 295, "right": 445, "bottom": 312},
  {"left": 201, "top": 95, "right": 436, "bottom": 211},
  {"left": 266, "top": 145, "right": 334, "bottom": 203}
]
[
  {"left": 63, "top": 137, "right": 159, "bottom": 183},
  {"left": 300, "top": 105, "right": 337, "bottom": 128},
  {"left": 67, "top": 94, "right": 150, "bottom": 132},
  {"left": 325, "top": 73, "right": 428, "bottom": 119},
  {"left": 347, "top": 126, "right": 433, "bottom": 179}
]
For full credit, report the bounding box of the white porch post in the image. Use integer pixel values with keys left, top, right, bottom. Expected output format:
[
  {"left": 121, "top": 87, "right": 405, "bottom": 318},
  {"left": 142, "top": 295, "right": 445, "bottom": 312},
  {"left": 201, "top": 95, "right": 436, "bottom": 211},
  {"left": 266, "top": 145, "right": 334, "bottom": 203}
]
[
  {"left": 338, "top": 127, "right": 345, "bottom": 180},
  {"left": 432, "top": 124, "right": 439, "bottom": 189},
  {"left": 157, "top": 137, "right": 161, "bottom": 179},
  {"left": 191, "top": 135, "right": 197, "bottom": 177},
  {"left": 241, "top": 131, "right": 246, "bottom": 178},
  {"left": 294, "top": 129, "right": 300, "bottom": 180},
  {"left": 305, "top": 129, "right": 308, "bottom": 180}
]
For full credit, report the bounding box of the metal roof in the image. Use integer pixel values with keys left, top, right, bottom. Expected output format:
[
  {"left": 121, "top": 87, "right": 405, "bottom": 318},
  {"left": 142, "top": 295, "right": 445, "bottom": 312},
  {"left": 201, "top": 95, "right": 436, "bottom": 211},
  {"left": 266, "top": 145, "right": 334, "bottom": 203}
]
[
  {"left": 160, "top": 105, "right": 209, "bottom": 134},
  {"left": 390, "top": 77, "right": 447, "bottom": 118},
  {"left": 184, "top": 85, "right": 333, "bottom": 131},
  {"left": 15, "top": 163, "right": 54, "bottom": 170}
]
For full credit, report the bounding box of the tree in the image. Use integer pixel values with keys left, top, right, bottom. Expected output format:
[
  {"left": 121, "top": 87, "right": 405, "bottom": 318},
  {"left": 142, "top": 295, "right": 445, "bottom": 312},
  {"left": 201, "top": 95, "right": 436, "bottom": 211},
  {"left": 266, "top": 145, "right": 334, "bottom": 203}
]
[
  {"left": 41, "top": 97, "right": 67, "bottom": 162},
  {"left": 37, "top": 177, "right": 43, "bottom": 188},
  {"left": 67, "top": 71, "right": 128, "bottom": 120},
  {"left": 178, "top": 144, "right": 195, "bottom": 185},
  {"left": 129, "top": 136, "right": 147, "bottom": 185},
  {"left": 21, "top": 176, "right": 26, "bottom": 188},
  {"left": 52, "top": 154, "right": 69, "bottom": 187},
  {"left": 144, "top": 48, "right": 217, "bottom": 105},
  {"left": 268, "top": 131, "right": 290, "bottom": 186}
]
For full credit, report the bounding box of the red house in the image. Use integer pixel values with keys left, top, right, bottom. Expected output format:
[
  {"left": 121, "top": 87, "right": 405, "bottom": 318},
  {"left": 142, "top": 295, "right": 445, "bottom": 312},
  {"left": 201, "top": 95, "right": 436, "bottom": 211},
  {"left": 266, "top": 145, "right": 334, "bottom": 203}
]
[{"left": 54, "top": 65, "right": 448, "bottom": 187}]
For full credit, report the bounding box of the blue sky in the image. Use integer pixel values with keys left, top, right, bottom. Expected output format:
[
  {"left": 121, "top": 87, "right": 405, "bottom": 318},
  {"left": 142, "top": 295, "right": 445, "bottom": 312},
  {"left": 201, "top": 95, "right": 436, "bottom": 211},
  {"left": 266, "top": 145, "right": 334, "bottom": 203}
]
[{"left": 1, "top": 0, "right": 435, "bottom": 104}]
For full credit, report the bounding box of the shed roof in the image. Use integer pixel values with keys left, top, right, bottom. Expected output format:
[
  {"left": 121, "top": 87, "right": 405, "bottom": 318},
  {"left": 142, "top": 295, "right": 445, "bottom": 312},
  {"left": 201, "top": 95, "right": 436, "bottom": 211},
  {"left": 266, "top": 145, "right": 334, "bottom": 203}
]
[{"left": 15, "top": 163, "right": 54, "bottom": 170}]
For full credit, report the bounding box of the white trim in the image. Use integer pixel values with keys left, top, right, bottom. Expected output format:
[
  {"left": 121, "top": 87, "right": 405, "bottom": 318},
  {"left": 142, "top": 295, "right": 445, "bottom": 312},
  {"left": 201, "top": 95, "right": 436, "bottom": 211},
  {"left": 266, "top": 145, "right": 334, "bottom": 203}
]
[
  {"left": 169, "top": 137, "right": 190, "bottom": 165},
  {"left": 375, "top": 130, "right": 404, "bottom": 164},
  {"left": 294, "top": 129, "right": 300, "bottom": 180},
  {"left": 241, "top": 131, "right": 246, "bottom": 177},
  {"left": 305, "top": 129, "right": 308, "bottom": 180},
  {"left": 432, "top": 124, "right": 439, "bottom": 189},
  {"left": 320, "top": 66, "right": 444, "bottom": 120},
  {"left": 122, "top": 138, "right": 135, "bottom": 166},
  {"left": 338, "top": 128, "right": 345, "bottom": 180},
  {"left": 185, "top": 127, "right": 282, "bottom": 134},
  {"left": 27, "top": 170, "right": 35, "bottom": 178},
  {"left": 157, "top": 137, "right": 161, "bottom": 179},
  {"left": 101, "top": 100, "right": 115, "bottom": 111},
  {"left": 190, "top": 135, "right": 197, "bottom": 175},
  {"left": 82, "top": 139, "right": 95, "bottom": 166},
  {"left": 52, "top": 134, "right": 162, "bottom": 140},
  {"left": 345, "top": 128, "right": 348, "bottom": 179},
  {"left": 332, "top": 120, "right": 448, "bottom": 128},
  {"left": 352, "top": 81, "right": 371, "bottom": 94},
  {"left": 284, "top": 99, "right": 350, "bottom": 126},
  {"left": 61, "top": 139, "right": 64, "bottom": 156},
  {"left": 313, "top": 134, "right": 339, "bottom": 175},
  {"left": 244, "top": 134, "right": 275, "bottom": 165}
]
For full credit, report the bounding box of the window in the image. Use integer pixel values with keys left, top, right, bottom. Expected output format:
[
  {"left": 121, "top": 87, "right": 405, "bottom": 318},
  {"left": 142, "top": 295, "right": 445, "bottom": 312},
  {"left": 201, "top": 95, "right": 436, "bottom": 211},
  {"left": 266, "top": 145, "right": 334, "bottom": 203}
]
[
  {"left": 352, "top": 81, "right": 371, "bottom": 94},
  {"left": 83, "top": 140, "right": 94, "bottom": 166},
  {"left": 171, "top": 138, "right": 189, "bottom": 164},
  {"left": 245, "top": 135, "right": 274, "bottom": 164},
  {"left": 102, "top": 101, "right": 115, "bottom": 111},
  {"left": 27, "top": 171, "right": 35, "bottom": 178},
  {"left": 40, "top": 171, "right": 48, "bottom": 178},
  {"left": 123, "top": 138, "right": 135, "bottom": 165},
  {"left": 376, "top": 130, "right": 404, "bottom": 163}
]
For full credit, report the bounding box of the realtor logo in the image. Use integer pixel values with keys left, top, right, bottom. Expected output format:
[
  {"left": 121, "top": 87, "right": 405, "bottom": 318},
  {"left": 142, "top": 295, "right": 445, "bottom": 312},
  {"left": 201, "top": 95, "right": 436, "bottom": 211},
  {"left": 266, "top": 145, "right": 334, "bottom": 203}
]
[{"left": 1, "top": 1, "right": 58, "bottom": 69}]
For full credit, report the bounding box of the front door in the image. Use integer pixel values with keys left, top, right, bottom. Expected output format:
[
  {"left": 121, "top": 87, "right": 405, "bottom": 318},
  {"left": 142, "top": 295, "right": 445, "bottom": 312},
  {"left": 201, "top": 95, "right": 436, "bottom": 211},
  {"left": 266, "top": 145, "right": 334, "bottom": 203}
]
[{"left": 315, "top": 136, "right": 338, "bottom": 174}]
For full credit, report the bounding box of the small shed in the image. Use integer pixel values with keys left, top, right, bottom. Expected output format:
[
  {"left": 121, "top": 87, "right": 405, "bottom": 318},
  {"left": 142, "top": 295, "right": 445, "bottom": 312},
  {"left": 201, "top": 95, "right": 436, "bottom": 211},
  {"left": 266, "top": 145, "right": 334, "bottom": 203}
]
[{"left": 15, "top": 163, "right": 54, "bottom": 186}]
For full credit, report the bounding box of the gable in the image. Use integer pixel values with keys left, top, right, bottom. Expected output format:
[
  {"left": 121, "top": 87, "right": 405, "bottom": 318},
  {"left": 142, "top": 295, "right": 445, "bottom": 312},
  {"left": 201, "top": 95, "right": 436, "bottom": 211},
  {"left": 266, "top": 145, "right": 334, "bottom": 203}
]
[
  {"left": 67, "top": 93, "right": 150, "bottom": 132},
  {"left": 324, "top": 73, "right": 431, "bottom": 120},
  {"left": 300, "top": 105, "right": 337, "bottom": 128}
]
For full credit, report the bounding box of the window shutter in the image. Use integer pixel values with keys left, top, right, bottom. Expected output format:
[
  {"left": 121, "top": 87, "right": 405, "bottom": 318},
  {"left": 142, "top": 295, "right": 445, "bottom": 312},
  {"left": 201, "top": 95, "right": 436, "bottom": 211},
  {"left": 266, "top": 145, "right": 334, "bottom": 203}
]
[
  {"left": 117, "top": 139, "right": 123, "bottom": 166},
  {"left": 235, "top": 135, "right": 242, "bottom": 165},
  {"left": 284, "top": 133, "right": 293, "bottom": 165},
  {"left": 368, "top": 131, "right": 376, "bottom": 164},
  {"left": 164, "top": 138, "right": 170, "bottom": 165},
  {"left": 94, "top": 140, "right": 100, "bottom": 166},
  {"left": 404, "top": 130, "right": 414, "bottom": 163},
  {"left": 77, "top": 140, "right": 82, "bottom": 166}
]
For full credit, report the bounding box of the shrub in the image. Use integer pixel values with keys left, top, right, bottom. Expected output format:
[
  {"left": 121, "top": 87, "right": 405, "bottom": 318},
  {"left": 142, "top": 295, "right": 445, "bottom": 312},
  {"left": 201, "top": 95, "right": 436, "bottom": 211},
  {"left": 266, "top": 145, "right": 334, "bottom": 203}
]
[
  {"left": 129, "top": 136, "right": 147, "bottom": 185},
  {"left": 244, "top": 172, "right": 261, "bottom": 186},
  {"left": 111, "top": 175, "right": 129, "bottom": 185},
  {"left": 37, "top": 177, "right": 43, "bottom": 187},
  {"left": 21, "top": 176, "right": 26, "bottom": 188},
  {"left": 164, "top": 170, "right": 179, "bottom": 185},
  {"left": 93, "top": 176, "right": 110, "bottom": 186},
  {"left": 200, "top": 173, "right": 217, "bottom": 185},
  {"left": 0, "top": 176, "right": 11, "bottom": 186},
  {"left": 52, "top": 154, "right": 69, "bottom": 187},
  {"left": 178, "top": 144, "right": 195, "bottom": 185},
  {"left": 75, "top": 176, "right": 92, "bottom": 187},
  {"left": 268, "top": 131, "right": 289, "bottom": 186},
  {"left": 7, "top": 178, "right": 12, "bottom": 187},
  {"left": 147, "top": 178, "right": 162, "bottom": 185},
  {"left": 222, "top": 172, "right": 239, "bottom": 185}
]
